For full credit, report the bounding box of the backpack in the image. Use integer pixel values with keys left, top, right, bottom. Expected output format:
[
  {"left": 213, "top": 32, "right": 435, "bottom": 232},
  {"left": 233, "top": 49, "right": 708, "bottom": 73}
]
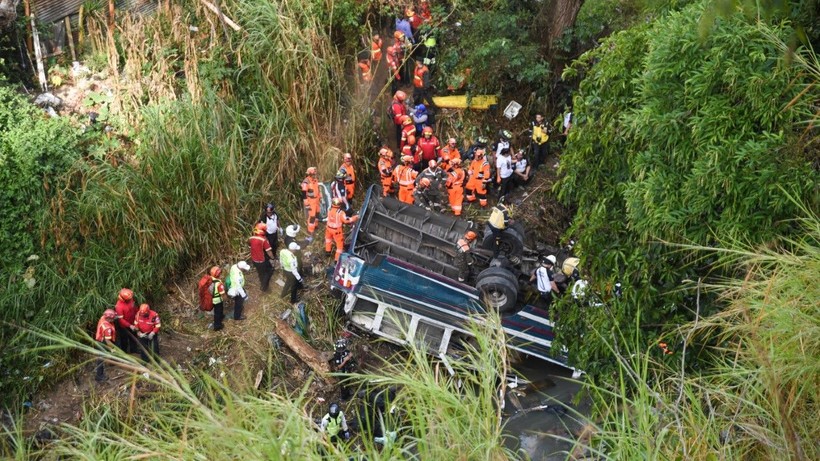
[{"left": 197, "top": 274, "right": 214, "bottom": 312}]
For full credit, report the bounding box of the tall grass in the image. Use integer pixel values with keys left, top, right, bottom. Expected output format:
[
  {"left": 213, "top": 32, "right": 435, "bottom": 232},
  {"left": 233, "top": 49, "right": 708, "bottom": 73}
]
[
  {"left": 9, "top": 312, "right": 515, "bottom": 459},
  {"left": 570, "top": 211, "right": 819, "bottom": 460}
]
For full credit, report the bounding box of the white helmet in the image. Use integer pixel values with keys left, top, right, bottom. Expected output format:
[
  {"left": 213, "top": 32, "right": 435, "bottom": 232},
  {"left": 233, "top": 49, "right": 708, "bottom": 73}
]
[
  {"left": 288, "top": 241, "right": 301, "bottom": 251},
  {"left": 286, "top": 224, "right": 300, "bottom": 238}
]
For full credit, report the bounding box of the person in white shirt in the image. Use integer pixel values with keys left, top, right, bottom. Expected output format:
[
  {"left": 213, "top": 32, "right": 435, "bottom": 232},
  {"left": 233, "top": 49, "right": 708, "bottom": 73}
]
[
  {"left": 259, "top": 203, "right": 280, "bottom": 255},
  {"left": 530, "top": 255, "right": 559, "bottom": 309},
  {"left": 513, "top": 150, "right": 531, "bottom": 187},
  {"left": 495, "top": 148, "right": 514, "bottom": 202}
]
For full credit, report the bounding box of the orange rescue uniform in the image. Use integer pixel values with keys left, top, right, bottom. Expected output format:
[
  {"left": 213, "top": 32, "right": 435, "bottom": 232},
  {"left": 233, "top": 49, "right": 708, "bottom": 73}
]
[
  {"left": 378, "top": 156, "right": 394, "bottom": 196},
  {"left": 325, "top": 207, "right": 359, "bottom": 261},
  {"left": 371, "top": 37, "right": 383, "bottom": 62},
  {"left": 393, "top": 164, "right": 418, "bottom": 204},
  {"left": 301, "top": 175, "right": 321, "bottom": 234},
  {"left": 445, "top": 166, "right": 466, "bottom": 216},
  {"left": 339, "top": 161, "right": 356, "bottom": 199},
  {"left": 466, "top": 159, "right": 491, "bottom": 207}
]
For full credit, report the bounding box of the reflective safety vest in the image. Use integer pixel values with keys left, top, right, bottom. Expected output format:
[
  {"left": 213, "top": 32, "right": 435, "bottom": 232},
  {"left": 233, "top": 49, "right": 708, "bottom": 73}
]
[
  {"left": 396, "top": 165, "right": 417, "bottom": 187},
  {"left": 301, "top": 176, "right": 319, "bottom": 199},
  {"left": 324, "top": 412, "right": 344, "bottom": 437},
  {"left": 413, "top": 65, "right": 429, "bottom": 88},
  {"left": 371, "top": 38, "right": 383, "bottom": 61},
  {"left": 446, "top": 168, "right": 465, "bottom": 188},
  {"left": 211, "top": 277, "right": 224, "bottom": 304},
  {"left": 280, "top": 248, "right": 298, "bottom": 272},
  {"left": 327, "top": 208, "right": 355, "bottom": 229},
  {"left": 96, "top": 318, "right": 116, "bottom": 342},
  {"left": 470, "top": 160, "right": 490, "bottom": 180}
]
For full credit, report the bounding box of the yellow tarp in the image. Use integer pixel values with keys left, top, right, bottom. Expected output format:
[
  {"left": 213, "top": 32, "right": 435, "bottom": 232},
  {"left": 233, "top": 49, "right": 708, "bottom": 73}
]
[{"left": 431, "top": 95, "right": 499, "bottom": 110}]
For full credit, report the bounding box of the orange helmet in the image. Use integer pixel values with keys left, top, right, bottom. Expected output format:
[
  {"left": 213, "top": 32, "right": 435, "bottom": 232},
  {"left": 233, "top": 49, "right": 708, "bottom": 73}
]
[
  {"left": 393, "top": 30, "right": 404, "bottom": 40},
  {"left": 255, "top": 222, "right": 267, "bottom": 235},
  {"left": 419, "top": 178, "right": 431, "bottom": 188},
  {"left": 209, "top": 266, "right": 222, "bottom": 278},
  {"left": 422, "top": 126, "right": 433, "bottom": 137},
  {"left": 331, "top": 198, "right": 343, "bottom": 208},
  {"left": 138, "top": 303, "right": 150, "bottom": 315},
  {"left": 118, "top": 288, "right": 134, "bottom": 302},
  {"left": 394, "top": 90, "right": 407, "bottom": 102},
  {"left": 103, "top": 309, "right": 119, "bottom": 321},
  {"left": 306, "top": 167, "right": 317, "bottom": 176},
  {"left": 465, "top": 231, "right": 477, "bottom": 241},
  {"left": 401, "top": 155, "right": 413, "bottom": 163},
  {"left": 402, "top": 115, "right": 413, "bottom": 125}
]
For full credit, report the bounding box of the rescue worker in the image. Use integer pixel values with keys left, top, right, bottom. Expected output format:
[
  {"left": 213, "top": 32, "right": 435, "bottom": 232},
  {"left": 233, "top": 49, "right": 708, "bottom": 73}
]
[
  {"left": 386, "top": 39, "right": 403, "bottom": 93},
  {"left": 400, "top": 115, "right": 417, "bottom": 152},
  {"left": 325, "top": 198, "right": 360, "bottom": 261},
  {"left": 114, "top": 288, "right": 137, "bottom": 353},
  {"left": 496, "top": 147, "right": 514, "bottom": 202},
  {"left": 358, "top": 58, "right": 372, "bottom": 83},
  {"left": 530, "top": 113, "right": 551, "bottom": 170},
  {"left": 446, "top": 138, "right": 462, "bottom": 161},
  {"left": 134, "top": 303, "right": 161, "bottom": 361},
  {"left": 439, "top": 150, "right": 452, "bottom": 172},
  {"left": 513, "top": 149, "right": 531, "bottom": 187},
  {"left": 330, "top": 171, "right": 351, "bottom": 213},
  {"left": 414, "top": 177, "right": 439, "bottom": 211},
  {"left": 419, "top": 0, "right": 432, "bottom": 21},
  {"left": 333, "top": 338, "right": 356, "bottom": 400},
  {"left": 377, "top": 147, "right": 395, "bottom": 197},
  {"left": 95, "top": 308, "right": 120, "bottom": 382},
  {"left": 393, "top": 155, "right": 418, "bottom": 204},
  {"left": 284, "top": 224, "right": 300, "bottom": 247},
  {"left": 395, "top": 17, "right": 414, "bottom": 44},
  {"left": 258, "top": 203, "right": 280, "bottom": 256},
  {"left": 466, "top": 136, "right": 489, "bottom": 161},
  {"left": 300, "top": 167, "right": 321, "bottom": 242},
  {"left": 418, "top": 159, "right": 445, "bottom": 191},
  {"left": 466, "top": 148, "right": 491, "bottom": 207},
  {"left": 320, "top": 402, "right": 350, "bottom": 445},
  {"left": 420, "top": 34, "right": 437, "bottom": 70},
  {"left": 209, "top": 266, "right": 227, "bottom": 331},
  {"left": 412, "top": 60, "right": 434, "bottom": 108},
  {"left": 227, "top": 260, "right": 250, "bottom": 320},
  {"left": 417, "top": 126, "right": 441, "bottom": 166},
  {"left": 339, "top": 153, "right": 356, "bottom": 201},
  {"left": 445, "top": 157, "right": 466, "bottom": 216},
  {"left": 487, "top": 202, "right": 511, "bottom": 257},
  {"left": 530, "top": 255, "right": 559, "bottom": 309},
  {"left": 390, "top": 91, "right": 408, "bottom": 147},
  {"left": 371, "top": 34, "right": 383, "bottom": 62},
  {"left": 406, "top": 7, "right": 422, "bottom": 33},
  {"left": 249, "top": 222, "right": 275, "bottom": 292},
  {"left": 280, "top": 241, "right": 303, "bottom": 304},
  {"left": 455, "top": 231, "right": 478, "bottom": 282}
]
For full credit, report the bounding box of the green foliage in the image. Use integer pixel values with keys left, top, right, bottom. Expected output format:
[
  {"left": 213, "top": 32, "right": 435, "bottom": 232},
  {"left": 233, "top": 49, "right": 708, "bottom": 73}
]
[
  {"left": 553, "top": 0, "right": 642, "bottom": 56},
  {"left": 555, "top": 1, "right": 817, "bottom": 376}
]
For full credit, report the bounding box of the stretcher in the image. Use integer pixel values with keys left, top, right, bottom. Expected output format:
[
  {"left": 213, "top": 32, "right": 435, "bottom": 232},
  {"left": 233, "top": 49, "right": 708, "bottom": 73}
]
[{"left": 431, "top": 95, "right": 499, "bottom": 110}]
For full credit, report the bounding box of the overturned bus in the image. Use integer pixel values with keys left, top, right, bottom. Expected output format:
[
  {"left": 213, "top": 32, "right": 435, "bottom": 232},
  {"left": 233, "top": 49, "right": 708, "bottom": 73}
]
[{"left": 330, "top": 186, "right": 578, "bottom": 372}]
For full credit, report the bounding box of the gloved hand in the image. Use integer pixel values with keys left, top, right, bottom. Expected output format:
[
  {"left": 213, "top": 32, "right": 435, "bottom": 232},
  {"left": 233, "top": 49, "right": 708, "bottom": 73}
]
[
  {"left": 129, "top": 325, "right": 138, "bottom": 332},
  {"left": 148, "top": 332, "right": 155, "bottom": 340},
  {"left": 137, "top": 332, "right": 146, "bottom": 338}
]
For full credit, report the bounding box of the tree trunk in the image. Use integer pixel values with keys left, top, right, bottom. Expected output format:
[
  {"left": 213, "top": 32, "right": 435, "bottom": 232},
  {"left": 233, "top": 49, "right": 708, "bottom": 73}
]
[
  {"left": 273, "top": 317, "right": 336, "bottom": 384},
  {"left": 0, "top": 0, "right": 20, "bottom": 30},
  {"left": 537, "top": 0, "right": 585, "bottom": 53}
]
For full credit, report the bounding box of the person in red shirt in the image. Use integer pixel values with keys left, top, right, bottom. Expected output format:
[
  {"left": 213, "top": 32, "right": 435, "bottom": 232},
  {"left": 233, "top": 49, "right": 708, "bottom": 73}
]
[
  {"left": 417, "top": 126, "right": 441, "bottom": 166},
  {"left": 390, "top": 91, "right": 408, "bottom": 147},
  {"left": 386, "top": 40, "right": 404, "bottom": 94},
  {"left": 134, "top": 303, "right": 161, "bottom": 361},
  {"left": 419, "top": 0, "right": 432, "bottom": 21},
  {"left": 400, "top": 116, "right": 417, "bottom": 165},
  {"left": 95, "top": 308, "right": 120, "bottom": 382},
  {"left": 249, "top": 223, "right": 275, "bottom": 292},
  {"left": 114, "top": 288, "right": 138, "bottom": 353},
  {"left": 406, "top": 7, "right": 423, "bottom": 33}
]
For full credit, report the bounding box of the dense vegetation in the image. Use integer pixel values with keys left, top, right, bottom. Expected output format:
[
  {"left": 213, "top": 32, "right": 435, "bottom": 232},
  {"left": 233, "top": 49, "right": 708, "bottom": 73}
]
[{"left": 555, "top": 0, "right": 817, "bottom": 374}]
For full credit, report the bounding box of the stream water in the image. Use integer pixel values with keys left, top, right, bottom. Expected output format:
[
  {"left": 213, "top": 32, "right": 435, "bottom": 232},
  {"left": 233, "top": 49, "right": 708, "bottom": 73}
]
[{"left": 502, "top": 359, "right": 590, "bottom": 460}]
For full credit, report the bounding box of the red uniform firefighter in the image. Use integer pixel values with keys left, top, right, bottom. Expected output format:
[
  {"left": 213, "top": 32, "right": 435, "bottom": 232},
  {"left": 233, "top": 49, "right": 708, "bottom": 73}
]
[
  {"left": 95, "top": 309, "right": 120, "bottom": 382},
  {"left": 400, "top": 115, "right": 417, "bottom": 151},
  {"left": 407, "top": 7, "right": 423, "bottom": 32},
  {"left": 114, "top": 288, "right": 137, "bottom": 352},
  {"left": 386, "top": 40, "right": 403, "bottom": 89},
  {"left": 377, "top": 148, "right": 395, "bottom": 196},
  {"left": 413, "top": 60, "right": 432, "bottom": 107},
  {"left": 390, "top": 91, "right": 408, "bottom": 145},
  {"left": 466, "top": 148, "right": 491, "bottom": 207},
  {"left": 325, "top": 198, "right": 360, "bottom": 261},
  {"left": 393, "top": 155, "right": 418, "bottom": 204},
  {"left": 134, "top": 303, "right": 161, "bottom": 361},
  {"left": 301, "top": 167, "right": 321, "bottom": 239},
  {"left": 371, "top": 34, "right": 383, "bottom": 62},
  {"left": 445, "top": 157, "right": 466, "bottom": 216},
  {"left": 419, "top": 0, "right": 432, "bottom": 21},
  {"left": 358, "top": 59, "right": 372, "bottom": 82},
  {"left": 417, "top": 126, "right": 441, "bottom": 165},
  {"left": 338, "top": 153, "right": 356, "bottom": 200}
]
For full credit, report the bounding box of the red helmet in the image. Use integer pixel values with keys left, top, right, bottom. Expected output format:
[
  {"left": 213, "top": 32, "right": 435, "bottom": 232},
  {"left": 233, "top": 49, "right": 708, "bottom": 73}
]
[
  {"left": 103, "top": 309, "right": 118, "bottom": 321},
  {"left": 209, "top": 266, "right": 222, "bottom": 278},
  {"left": 255, "top": 223, "right": 266, "bottom": 235},
  {"left": 138, "top": 303, "right": 150, "bottom": 315},
  {"left": 118, "top": 288, "right": 133, "bottom": 302},
  {"left": 394, "top": 90, "right": 407, "bottom": 102},
  {"left": 465, "top": 231, "right": 477, "bottom": 241},
  {"left": 422, "top": 126, "right": 433, "bottom": 137},
  {"left": 402, "top": 115, "right": 413, "bottom": 125},
  {"left": 419, "top": 178, "right": 431, "bottom": 188}
]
